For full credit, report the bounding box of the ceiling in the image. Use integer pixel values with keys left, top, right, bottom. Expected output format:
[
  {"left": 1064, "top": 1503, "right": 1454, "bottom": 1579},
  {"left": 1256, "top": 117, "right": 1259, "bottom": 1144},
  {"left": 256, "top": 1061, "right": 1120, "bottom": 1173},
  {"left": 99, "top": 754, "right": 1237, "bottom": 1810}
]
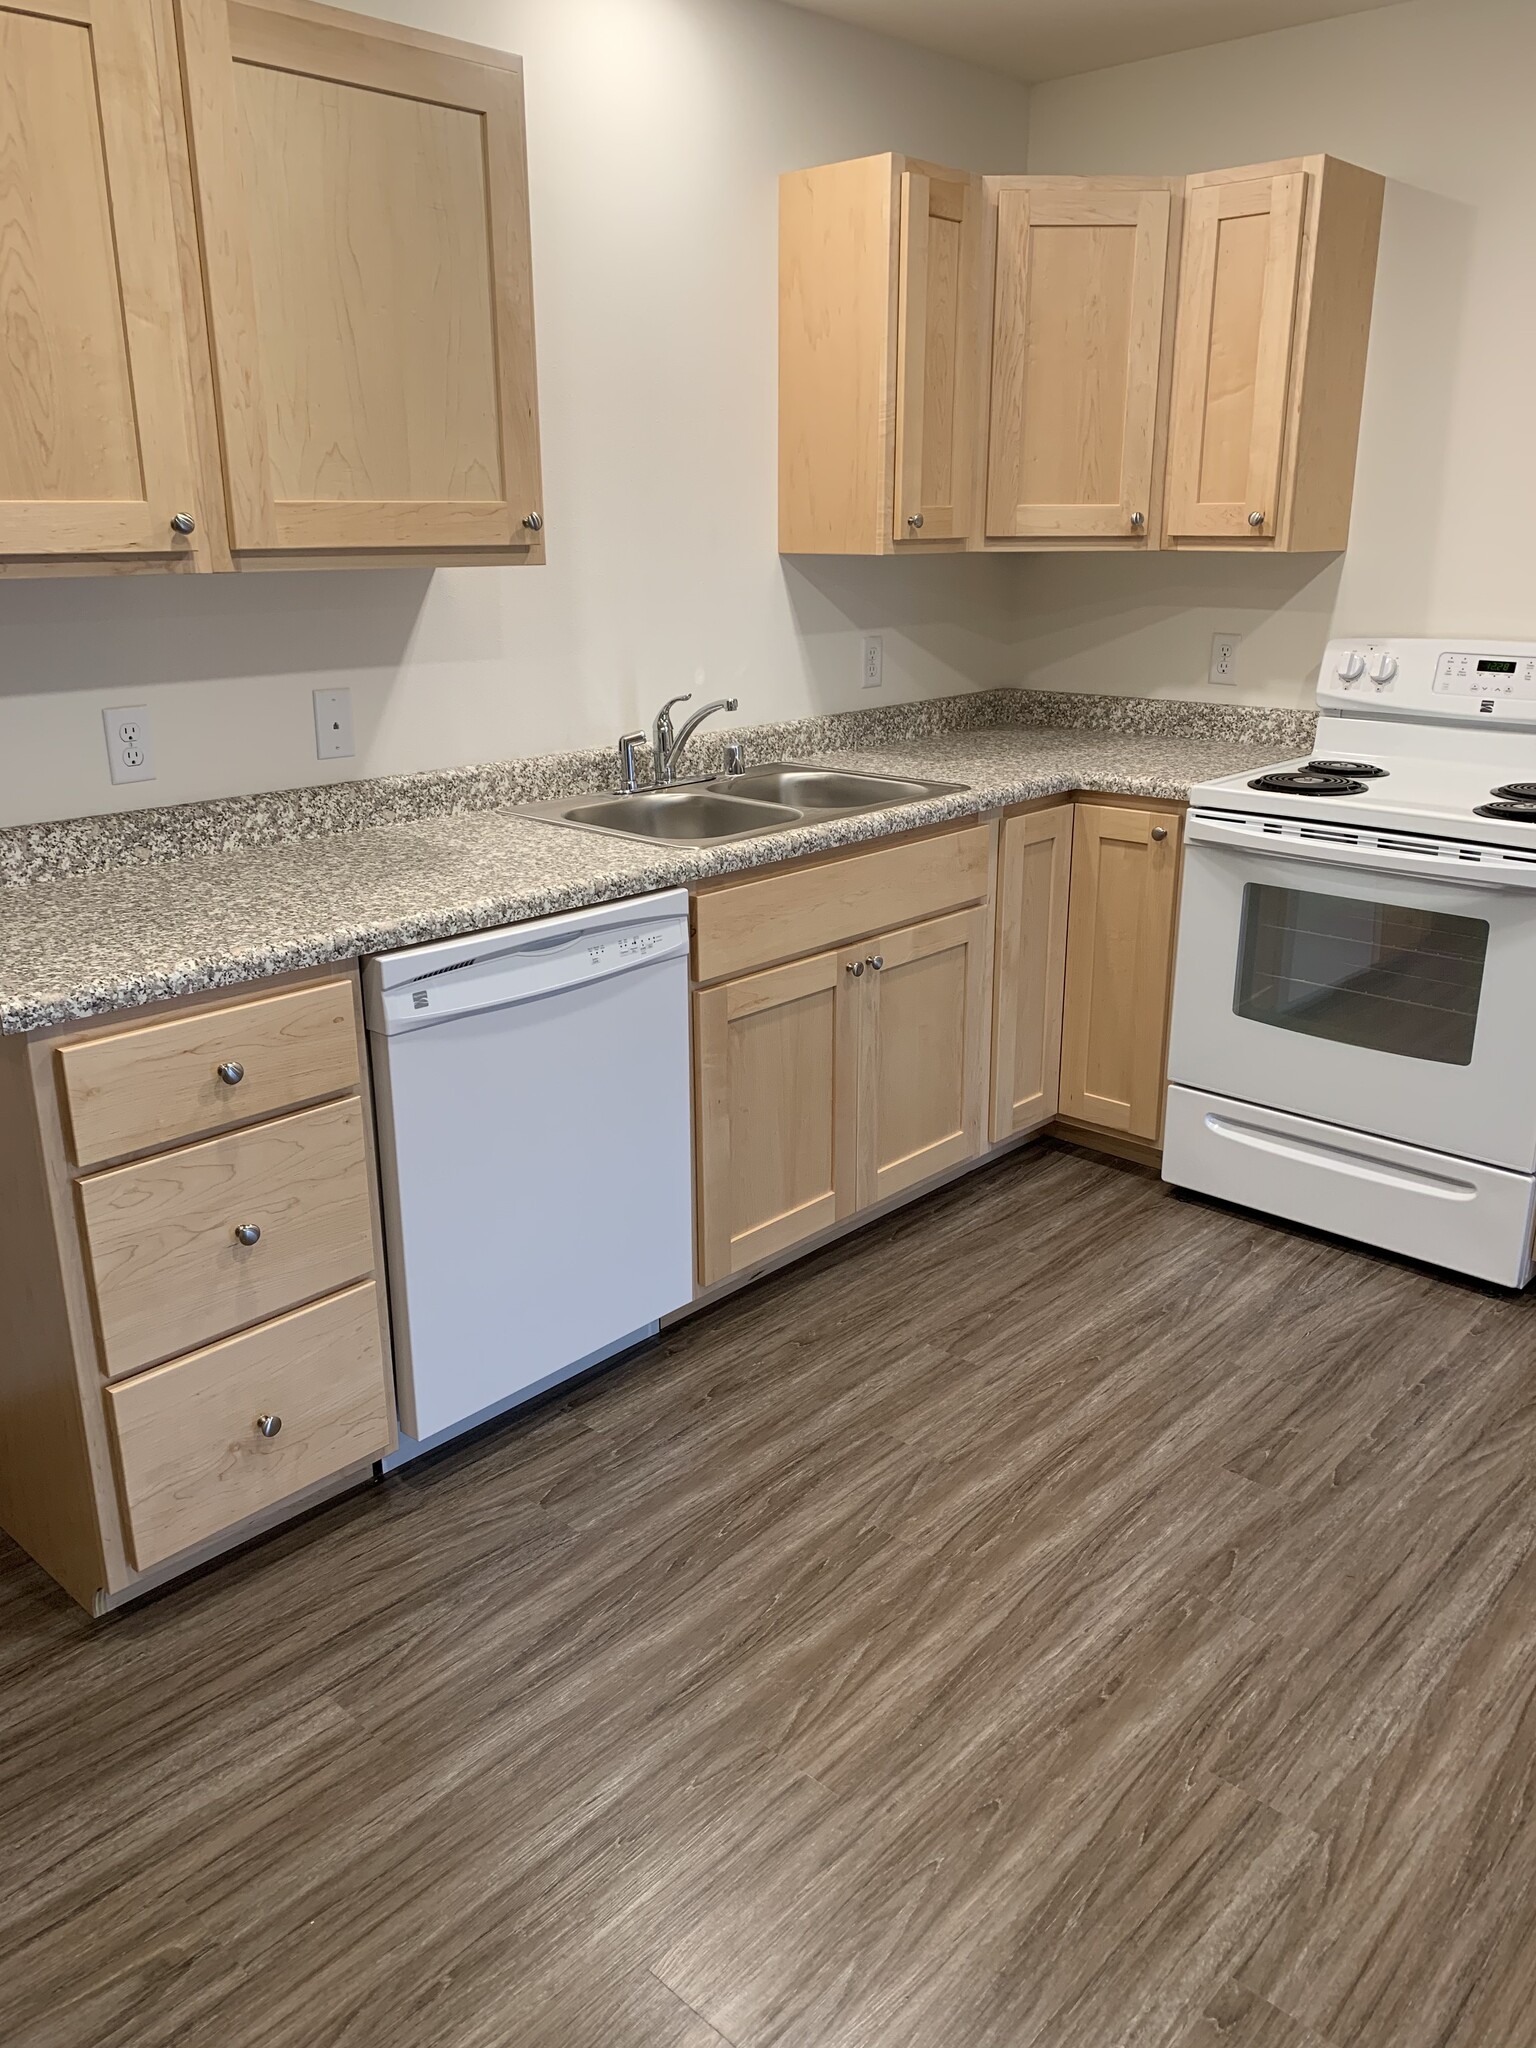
[{"left": 781, "top": 0, "right": 1407, "bottom": 83}]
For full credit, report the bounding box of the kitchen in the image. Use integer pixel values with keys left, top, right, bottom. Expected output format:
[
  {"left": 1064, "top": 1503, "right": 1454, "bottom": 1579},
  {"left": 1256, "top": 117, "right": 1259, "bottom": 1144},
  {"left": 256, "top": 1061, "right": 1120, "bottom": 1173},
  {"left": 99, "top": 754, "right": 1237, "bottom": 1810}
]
[{"left": 3, "top": 0, "right": 1535, "bottom": 2042}]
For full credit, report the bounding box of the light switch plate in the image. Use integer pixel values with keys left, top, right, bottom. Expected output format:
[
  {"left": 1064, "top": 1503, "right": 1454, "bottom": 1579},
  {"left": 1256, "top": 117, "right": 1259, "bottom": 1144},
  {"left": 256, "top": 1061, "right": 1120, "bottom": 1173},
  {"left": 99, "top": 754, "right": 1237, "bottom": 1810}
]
[
  {"left": 313, "top": 687, "right": 355, "bottom": 760},
  {"left": 102, "top": 705, "right": 156, "bottom": 785}
]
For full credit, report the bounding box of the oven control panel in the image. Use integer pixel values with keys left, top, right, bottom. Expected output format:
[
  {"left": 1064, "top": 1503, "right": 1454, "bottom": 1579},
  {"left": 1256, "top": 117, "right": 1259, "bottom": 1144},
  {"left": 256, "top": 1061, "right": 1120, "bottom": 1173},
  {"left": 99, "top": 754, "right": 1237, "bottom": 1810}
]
[
  {"left": 1433, "top": 651, "right": 1536, "bottom": 697},
  {"left": 1319, "top": 638, "right": 1536, "bottom": 721}
]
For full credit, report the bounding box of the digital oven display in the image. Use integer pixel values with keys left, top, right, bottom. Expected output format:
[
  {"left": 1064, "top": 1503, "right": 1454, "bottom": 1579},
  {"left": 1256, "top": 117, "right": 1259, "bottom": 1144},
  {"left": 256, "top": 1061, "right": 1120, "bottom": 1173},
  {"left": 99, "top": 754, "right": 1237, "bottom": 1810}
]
[{"left": 1434, "top": 651, "right": 1536, "bottom": 696}]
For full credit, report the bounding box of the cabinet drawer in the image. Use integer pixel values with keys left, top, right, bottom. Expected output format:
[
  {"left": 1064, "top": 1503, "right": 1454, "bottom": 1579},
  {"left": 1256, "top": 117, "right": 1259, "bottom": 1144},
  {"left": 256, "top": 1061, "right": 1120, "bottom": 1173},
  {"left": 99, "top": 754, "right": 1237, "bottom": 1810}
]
[
  {"left": 693, "top": 823, "right": 990, "bottom": 982},
  {"left": 57, "top": 980, "right": 360, "bottom": 1169},
  {"left": 78, "top": 1099, "right": 375, "bottom": 1378},
  {"left": 105, "top": 1283, "right": 391, "bottom": 1572}
]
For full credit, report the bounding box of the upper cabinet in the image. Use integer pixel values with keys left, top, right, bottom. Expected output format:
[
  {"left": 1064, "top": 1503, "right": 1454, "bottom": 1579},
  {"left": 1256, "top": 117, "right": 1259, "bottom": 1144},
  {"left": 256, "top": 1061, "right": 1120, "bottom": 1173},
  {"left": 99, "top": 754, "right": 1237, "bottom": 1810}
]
[
  {"left": 1164, "top": 158, "right": 1384, "bottom": 552},
  {"left": 179, "top": 0, "right": 543, "bottom": 563},
  {"left": 0, "top": 0, "right": 202, "bottom": 569},
  {"left": 984, "top": 177, "right": 1180, "bottom": 548},
  {"left": 893, "top": 169, "right": 984, "bottom": 547},
  {"left": 0, "top": 0, "right": 544, "bottom": 577},
  {"left": 780, "top": 153, "right": 983, "bottom": 555},
  {"left": 780, "top": 151, "right": 1383, "bottom": 559}
]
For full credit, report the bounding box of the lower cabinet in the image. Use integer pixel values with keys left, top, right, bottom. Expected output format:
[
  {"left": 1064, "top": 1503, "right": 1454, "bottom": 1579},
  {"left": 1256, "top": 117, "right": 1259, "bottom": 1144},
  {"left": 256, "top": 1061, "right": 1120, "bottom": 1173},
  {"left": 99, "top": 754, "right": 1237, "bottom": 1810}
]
[
  {"left": 0, "top": 965, "right": 396, "bottom": 1613},
  {"left": 694, "top": 950, "right": 853, "bottom": 1285},
  {"left": 857, "top": 908, "right": 990, "bottom": 1207},
  {"left": 990, "top": 804, "right": 1075, "bottom": 1141},
  {"left": 1058, "top": 800, "right": 1184, "bottom": 1143},
  {"left": 693, "top": 876, "right": 991, "bottom": 1288}
]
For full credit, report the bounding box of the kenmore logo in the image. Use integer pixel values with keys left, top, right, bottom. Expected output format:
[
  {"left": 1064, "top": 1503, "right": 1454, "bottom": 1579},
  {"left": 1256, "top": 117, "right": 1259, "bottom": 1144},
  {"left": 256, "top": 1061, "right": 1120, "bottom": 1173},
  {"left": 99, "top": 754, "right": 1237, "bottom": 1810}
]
[{"left": 412, "top": 990, "right": 430, "bottom": 1011}]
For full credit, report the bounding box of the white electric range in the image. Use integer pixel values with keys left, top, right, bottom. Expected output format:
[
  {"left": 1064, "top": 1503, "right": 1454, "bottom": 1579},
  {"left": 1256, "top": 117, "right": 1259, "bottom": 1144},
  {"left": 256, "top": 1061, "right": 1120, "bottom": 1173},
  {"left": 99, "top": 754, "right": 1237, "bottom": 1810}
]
[{"left": 1164, "top": 636, "right": 1536, "bottom": 1287}]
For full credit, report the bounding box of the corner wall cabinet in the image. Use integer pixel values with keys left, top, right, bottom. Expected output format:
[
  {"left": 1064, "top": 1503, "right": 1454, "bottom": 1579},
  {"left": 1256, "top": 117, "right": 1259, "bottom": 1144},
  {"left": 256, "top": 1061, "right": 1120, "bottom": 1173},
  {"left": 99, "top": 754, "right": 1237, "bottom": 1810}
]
[
  {"left": 780, "top": 152, "right": 1383, "bottom": 557},
  {"left": 0, "top": 966, "right": 396, "bottom": 1611},
  {"left": 984, "top": 178, "right": 1181, "bottom": 549},
  {"left": 0, "top": 0, "right": 543, "bottom": 577}
]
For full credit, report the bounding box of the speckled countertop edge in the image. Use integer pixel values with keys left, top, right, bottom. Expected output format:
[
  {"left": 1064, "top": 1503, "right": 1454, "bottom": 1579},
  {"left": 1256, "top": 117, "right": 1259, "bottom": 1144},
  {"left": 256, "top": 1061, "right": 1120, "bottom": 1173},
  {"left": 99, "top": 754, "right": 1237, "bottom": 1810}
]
[{"left": 0, "top": 697, "right": 1314, "bottom": 1035}]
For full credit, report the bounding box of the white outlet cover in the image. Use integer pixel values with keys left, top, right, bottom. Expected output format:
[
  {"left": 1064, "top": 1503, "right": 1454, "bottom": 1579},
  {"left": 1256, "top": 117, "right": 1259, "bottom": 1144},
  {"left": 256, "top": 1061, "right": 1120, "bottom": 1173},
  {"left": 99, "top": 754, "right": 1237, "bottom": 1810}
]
[
  {"left": 1209, "top": 633, "right": 1242, "bottom": 685},
  {"left": 862, "top": 635, "right": 884, "bottom": 689},
  {"left": 102, "top": 704, "right": 156, "bottom": 785},
  {"left": 313, "top": 687, "right": 356, "bottom": 760}
]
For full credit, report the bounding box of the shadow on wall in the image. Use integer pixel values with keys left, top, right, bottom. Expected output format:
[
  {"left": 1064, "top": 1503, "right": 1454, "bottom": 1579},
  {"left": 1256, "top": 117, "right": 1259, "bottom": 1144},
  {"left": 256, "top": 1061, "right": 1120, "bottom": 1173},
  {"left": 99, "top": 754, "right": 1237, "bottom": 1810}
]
[
  {"left": 0, "top": 569, "right": 436, "bottom": 698},
  {"left": 1010, "top": 551, "right": 1345, "bottom": 707},
  {"left": 781, "top": 550, "right": 1033, "bottom": 703},
  {"left": 1336, "top": 179, "right": 1475, "bottom": 630}
]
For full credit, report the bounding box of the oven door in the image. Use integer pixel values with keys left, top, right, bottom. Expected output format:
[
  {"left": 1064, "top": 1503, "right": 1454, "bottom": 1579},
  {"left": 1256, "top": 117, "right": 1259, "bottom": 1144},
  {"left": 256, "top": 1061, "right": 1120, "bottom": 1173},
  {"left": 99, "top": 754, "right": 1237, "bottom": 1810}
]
[{"left": 1168, "top": 818, "right": 1536, "bottom": 1171}]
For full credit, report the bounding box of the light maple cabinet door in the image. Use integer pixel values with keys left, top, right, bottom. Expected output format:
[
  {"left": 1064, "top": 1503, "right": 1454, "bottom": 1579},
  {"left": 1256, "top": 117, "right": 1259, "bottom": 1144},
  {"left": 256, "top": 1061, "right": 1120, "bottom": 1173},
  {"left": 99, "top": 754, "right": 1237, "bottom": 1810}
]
[
  {"left": 1164, "top": 171, "right": 1306, "bottom": 545},
  {"left": 0, "top": 0, "right": 202, "bottom": 564},
  {"left": 694, "top": 952, "right": 856, "bottom": 1288},
  {"left": 1059, "top": 804, "right": 1182, "bottom": 1144},
  {"left": 178, "top": 0, "right": 543, "bottom": 559},
  {"left": 893, "top": 169, "right": 983, "bottom": 546},
  {"left": 991, "top": 806, "right": 1074, "bottom": 1142},
  {"left": 855, "top": 907, "right": 989, "bottom": 1208},
  {"left": 986, "top": 181, "right": 1177, "bottom": 545}
]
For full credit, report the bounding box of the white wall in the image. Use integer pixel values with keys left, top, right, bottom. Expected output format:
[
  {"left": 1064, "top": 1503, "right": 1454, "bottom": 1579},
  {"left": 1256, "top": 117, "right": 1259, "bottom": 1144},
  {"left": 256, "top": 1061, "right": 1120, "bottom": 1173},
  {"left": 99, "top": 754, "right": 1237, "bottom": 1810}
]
[
  {"left": 0, "top": 0, "right": 1031, "bottom": 828},
  {"left": 1016, "top": 0, "right": 1536, "bottom": 710}
]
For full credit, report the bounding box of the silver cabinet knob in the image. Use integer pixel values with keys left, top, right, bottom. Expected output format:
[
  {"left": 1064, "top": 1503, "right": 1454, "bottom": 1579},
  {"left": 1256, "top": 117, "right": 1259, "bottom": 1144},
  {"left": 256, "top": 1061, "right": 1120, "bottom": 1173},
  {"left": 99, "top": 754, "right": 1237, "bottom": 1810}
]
[
  {"left": 1248, "top": 511, "right": 1266, "bottom": 529},
  {"left": 1130, "top": 511, "right": 1146, "bottom": 530},
  {"left": 868, "top": 955, "right": 885, "bottom": 972},
  {"left": 216, "top": 1061, "right": 245, "bottom": 1086},
  {"left": 523, "top": 512, "right": 543, "bottom": 532},
  {"left": 846, "top": 960, "right": 865, "bottom": 978},
  {"left": 170, "top": 512, "right": 196, "bottom": 535},
  {"left": 906, "top": 512, "right": 924, "bottom": 531},
  {"left": 233, "top": 1223, "right": 262, "bottom": 1247},
  {"left": 1151, "top": 825, "right": 1169, "bottom": 842},
  {"left": 257, "top": 1415, "right": 283, "bottom": 1439}
]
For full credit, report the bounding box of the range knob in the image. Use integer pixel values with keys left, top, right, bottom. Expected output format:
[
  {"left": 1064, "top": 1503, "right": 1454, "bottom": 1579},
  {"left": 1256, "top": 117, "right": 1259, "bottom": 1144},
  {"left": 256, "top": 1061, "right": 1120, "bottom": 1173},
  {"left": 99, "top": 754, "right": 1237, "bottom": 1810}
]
[
  {"left": 1336, "top": 651, "right": 1367, "bottom": 683},
  {"left": 1368, "top": 652, "right": 1400, "bottom": 687}
]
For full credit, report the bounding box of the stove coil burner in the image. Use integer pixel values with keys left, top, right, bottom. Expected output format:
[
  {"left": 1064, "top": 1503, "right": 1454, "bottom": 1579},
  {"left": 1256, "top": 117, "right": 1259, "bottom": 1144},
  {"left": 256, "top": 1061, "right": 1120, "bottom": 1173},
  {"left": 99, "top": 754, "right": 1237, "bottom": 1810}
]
[
  {"left": 1307, "top": 760, "right": 1388, "bottom": 778},
  {"left": 1249, "top": 769, "right": 1368, "bottom": 796},
  {"left": 1491, "top": 783, "right": 1536, "bottom": 802},
  {"left": 1475, "top": 798, "right": 1536, "bottom": 821}
]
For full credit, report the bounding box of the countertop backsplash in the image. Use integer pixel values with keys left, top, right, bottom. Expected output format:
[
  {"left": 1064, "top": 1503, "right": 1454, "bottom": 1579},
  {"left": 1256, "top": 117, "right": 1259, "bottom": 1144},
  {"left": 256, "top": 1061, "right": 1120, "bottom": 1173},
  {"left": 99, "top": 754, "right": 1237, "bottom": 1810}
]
[{"left": 0, "top": 687, "right": 1315, "bottom": 891}]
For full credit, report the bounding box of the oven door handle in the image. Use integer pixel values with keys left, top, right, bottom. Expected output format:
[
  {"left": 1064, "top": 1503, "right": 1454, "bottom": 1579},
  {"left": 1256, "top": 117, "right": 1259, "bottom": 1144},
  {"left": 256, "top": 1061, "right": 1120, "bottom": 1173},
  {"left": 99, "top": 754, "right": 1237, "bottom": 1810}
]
[{"left": 1187, "top": 810, "right": 1536, "bottom": 891}]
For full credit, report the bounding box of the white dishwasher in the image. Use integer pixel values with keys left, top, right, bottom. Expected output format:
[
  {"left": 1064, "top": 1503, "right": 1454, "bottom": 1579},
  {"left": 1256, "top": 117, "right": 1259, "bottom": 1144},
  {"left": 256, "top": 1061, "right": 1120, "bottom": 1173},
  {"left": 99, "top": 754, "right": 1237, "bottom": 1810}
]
[{"left": 364, "top": 890, "right": 694, "bottom": 1459}]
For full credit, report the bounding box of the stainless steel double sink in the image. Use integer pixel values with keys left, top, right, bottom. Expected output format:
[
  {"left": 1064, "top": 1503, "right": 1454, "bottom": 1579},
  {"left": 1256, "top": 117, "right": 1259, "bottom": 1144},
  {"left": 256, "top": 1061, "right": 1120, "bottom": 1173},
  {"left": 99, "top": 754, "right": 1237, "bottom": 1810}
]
[{"left": 518, "top": 763, "right": 970, "bottom": 846}]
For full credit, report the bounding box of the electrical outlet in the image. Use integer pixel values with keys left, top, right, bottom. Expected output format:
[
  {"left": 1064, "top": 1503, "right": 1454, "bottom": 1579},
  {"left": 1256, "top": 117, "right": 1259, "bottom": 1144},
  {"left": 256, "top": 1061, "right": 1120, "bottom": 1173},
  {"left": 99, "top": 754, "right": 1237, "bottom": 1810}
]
[
  {"left": 862, "top": 635, "right": 884, "bottom": 690},
  {"left": 313, "top": 687, "right": 355, "bottom": 760},
  {"left": 102, "top": 705, "right": 156, "bottom": 785},
  {"left": 1210, "top": 633, "right": 1242, "bottom": 685}
]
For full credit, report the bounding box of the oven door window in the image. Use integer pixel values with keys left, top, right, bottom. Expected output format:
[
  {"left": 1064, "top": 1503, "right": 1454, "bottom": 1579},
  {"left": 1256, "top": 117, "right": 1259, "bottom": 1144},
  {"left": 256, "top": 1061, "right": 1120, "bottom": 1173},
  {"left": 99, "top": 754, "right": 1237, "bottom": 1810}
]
[{"left": 1234, "top": 883, "right": 1489, "bottom": 1065}]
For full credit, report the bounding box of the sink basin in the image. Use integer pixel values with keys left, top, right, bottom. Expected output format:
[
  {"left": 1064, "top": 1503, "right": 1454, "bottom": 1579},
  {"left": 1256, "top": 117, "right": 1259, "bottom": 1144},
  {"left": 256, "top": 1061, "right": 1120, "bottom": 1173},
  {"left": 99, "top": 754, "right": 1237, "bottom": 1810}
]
[
  {"left": 710, "top": 765, "right": 966, "bottom": 810},
  {"left": 556, "top": 789, "right": 801, "bottom": 843},
  {"left": 519, "top": 760, "right": 971, "bottom": 847}
]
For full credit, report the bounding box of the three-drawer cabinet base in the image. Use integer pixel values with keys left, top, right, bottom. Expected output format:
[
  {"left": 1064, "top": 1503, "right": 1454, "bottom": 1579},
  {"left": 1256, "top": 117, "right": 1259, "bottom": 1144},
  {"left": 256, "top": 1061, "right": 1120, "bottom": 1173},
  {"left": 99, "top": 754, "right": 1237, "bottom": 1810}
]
[{"left": 0, "top": 966, "right": 396, "bottom": 1613}]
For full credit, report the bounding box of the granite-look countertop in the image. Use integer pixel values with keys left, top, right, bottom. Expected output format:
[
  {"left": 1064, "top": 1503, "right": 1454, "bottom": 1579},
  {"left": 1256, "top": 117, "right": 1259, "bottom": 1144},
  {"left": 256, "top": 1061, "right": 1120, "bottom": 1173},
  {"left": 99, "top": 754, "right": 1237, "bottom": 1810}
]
[{"left": 0, "top": 710, "right": 1298, "bottom": 1036}]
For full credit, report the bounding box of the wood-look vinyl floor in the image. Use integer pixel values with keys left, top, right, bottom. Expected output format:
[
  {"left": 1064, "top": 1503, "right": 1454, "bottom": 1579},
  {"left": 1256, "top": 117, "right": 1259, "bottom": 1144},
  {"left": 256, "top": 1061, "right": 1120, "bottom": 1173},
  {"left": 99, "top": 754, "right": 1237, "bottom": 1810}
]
[{"left": 4, "top": 1140, "right": 1536, "bottom": 2048}]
